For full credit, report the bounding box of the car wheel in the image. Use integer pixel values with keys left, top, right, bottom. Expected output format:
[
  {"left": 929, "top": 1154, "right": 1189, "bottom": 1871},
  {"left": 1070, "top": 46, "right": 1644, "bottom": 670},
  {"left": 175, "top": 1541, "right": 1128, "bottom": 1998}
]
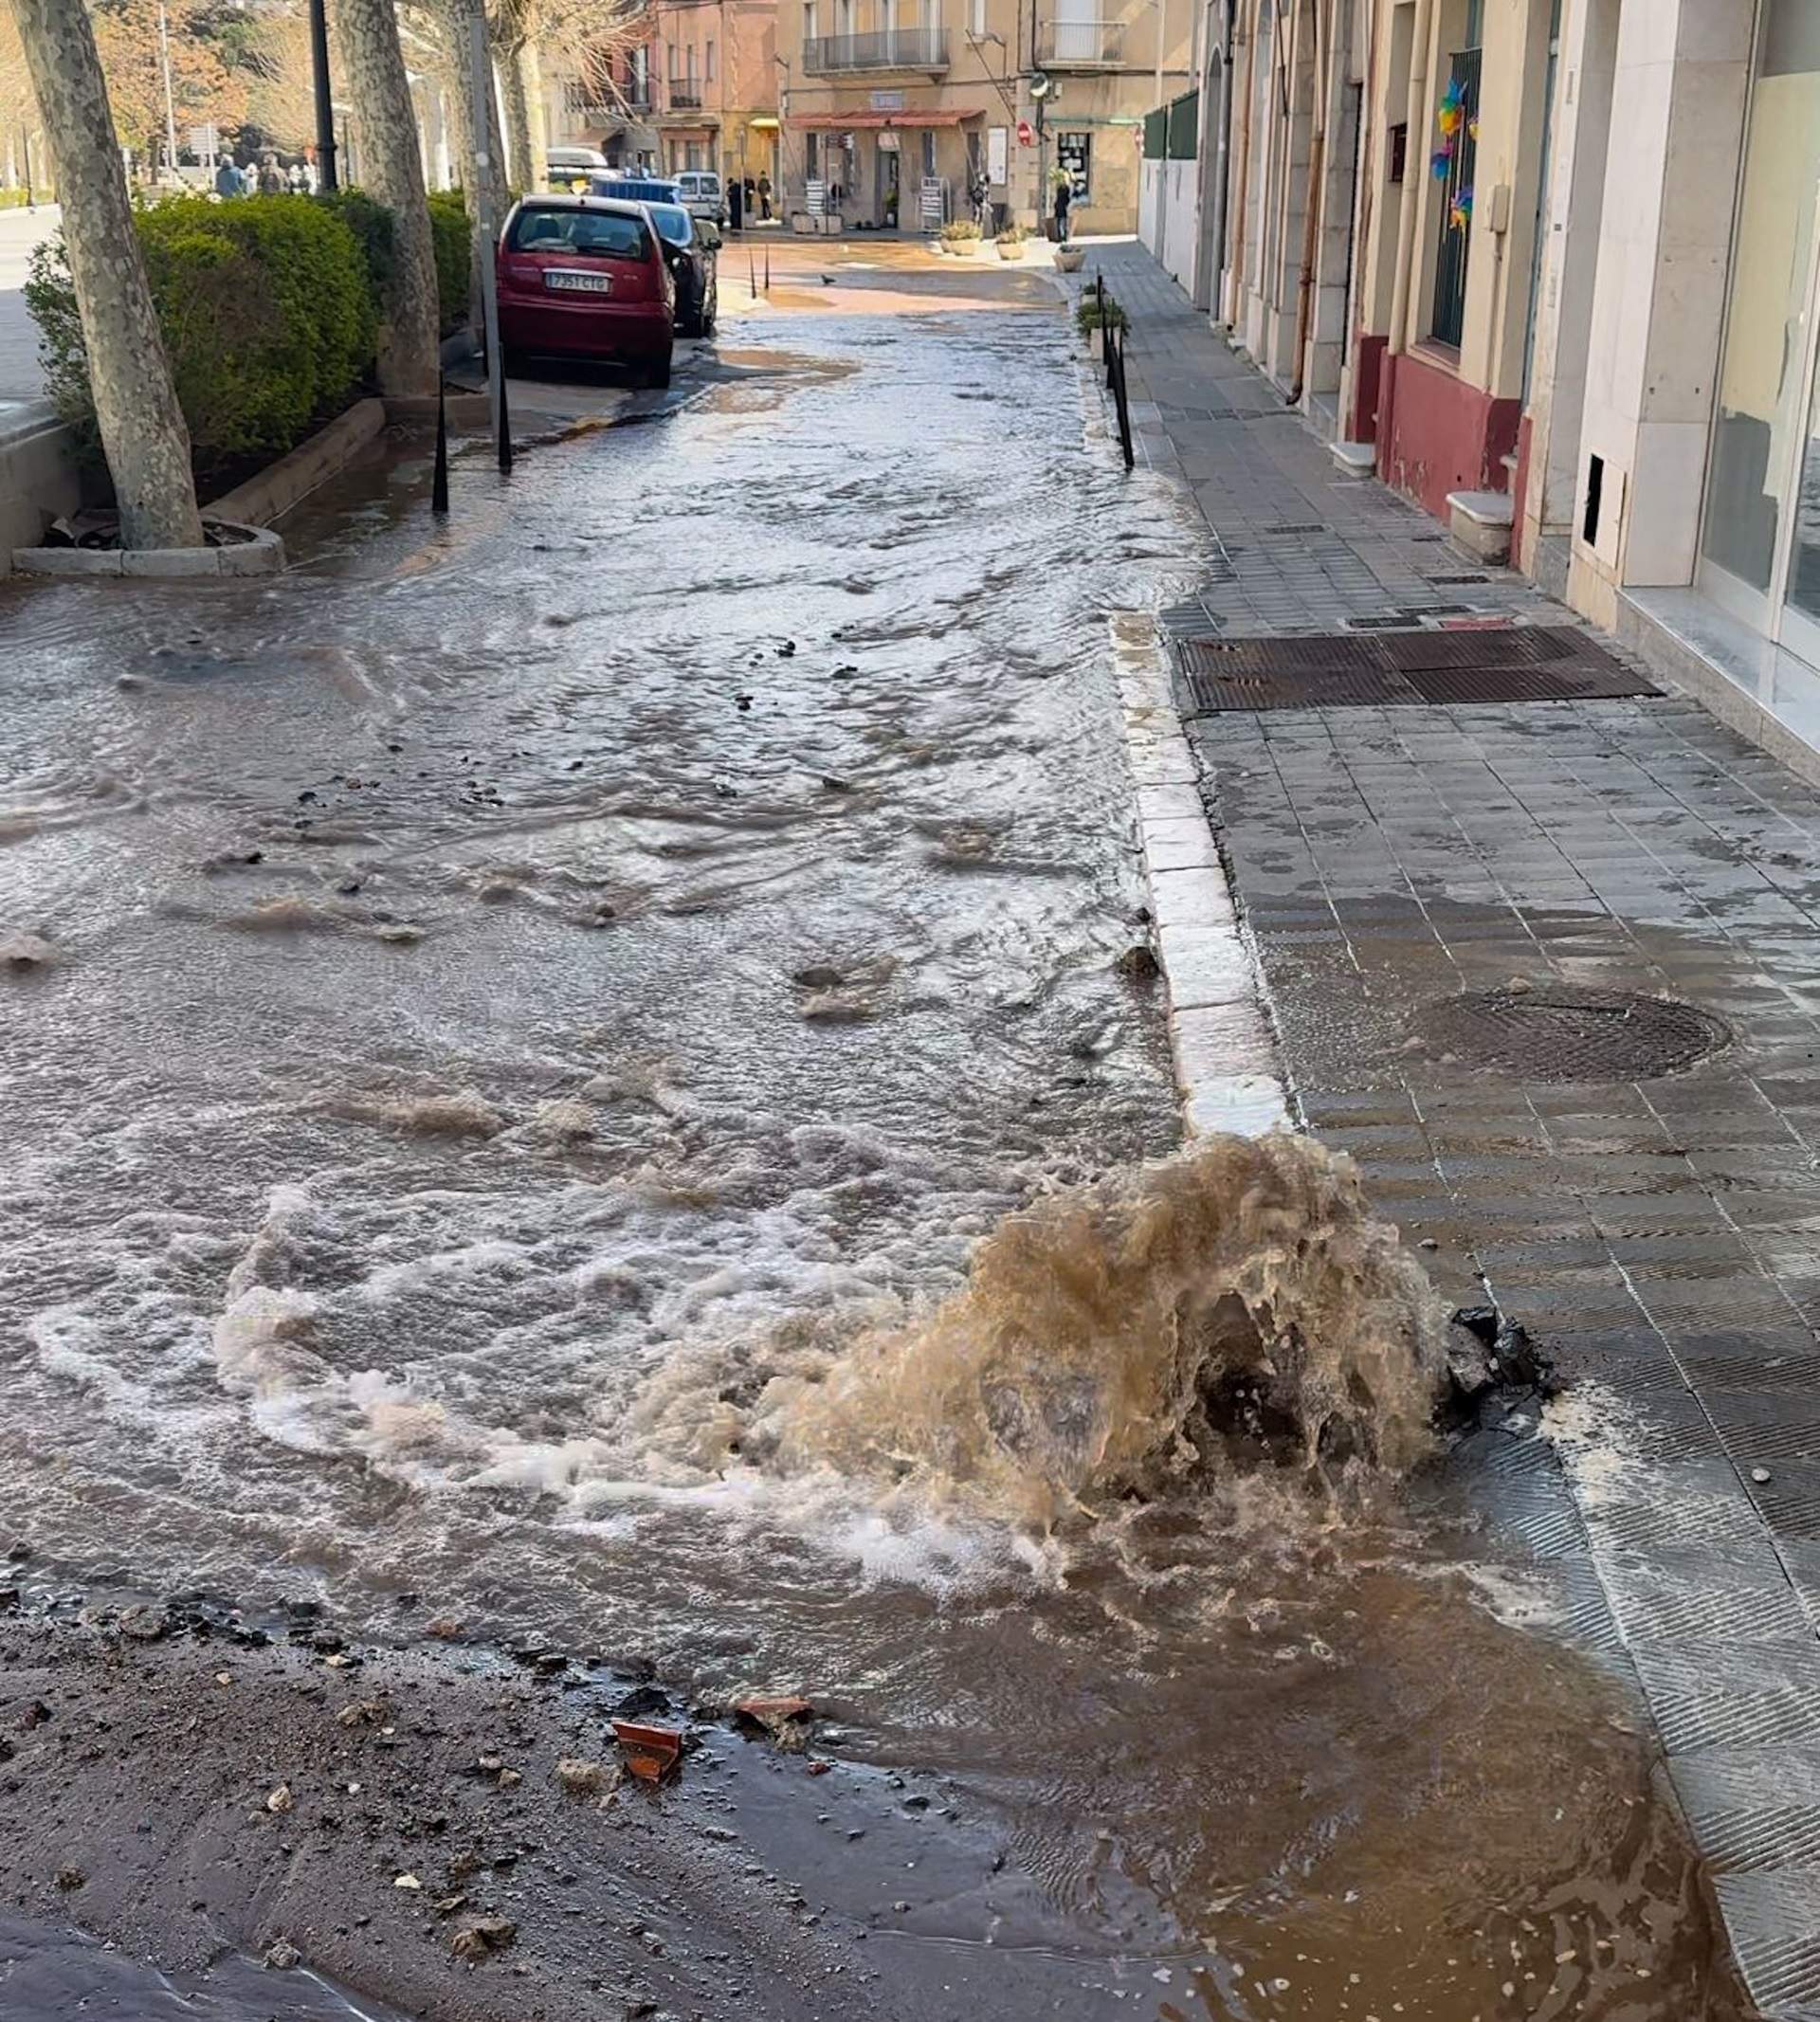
[
  {"left": 703, "top": 287, "right": 718, "bottom": 337},
  {"left": 646, "top": 347, "right": 672, "bottom": 390}
]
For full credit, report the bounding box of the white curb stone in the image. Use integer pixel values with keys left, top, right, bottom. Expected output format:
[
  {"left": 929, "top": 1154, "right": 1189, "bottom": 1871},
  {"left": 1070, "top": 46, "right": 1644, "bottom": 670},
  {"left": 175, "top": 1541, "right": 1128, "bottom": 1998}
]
[{"left": 1109, "top": 614, "right": 1293, "bottom": 1140}]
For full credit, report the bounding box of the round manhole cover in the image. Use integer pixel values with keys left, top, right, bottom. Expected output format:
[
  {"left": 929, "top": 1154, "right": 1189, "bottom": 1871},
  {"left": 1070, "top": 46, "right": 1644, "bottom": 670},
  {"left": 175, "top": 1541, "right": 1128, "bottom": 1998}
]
[{"left": 1413, "top": 987, "right": 1729, "bottom": 1083}]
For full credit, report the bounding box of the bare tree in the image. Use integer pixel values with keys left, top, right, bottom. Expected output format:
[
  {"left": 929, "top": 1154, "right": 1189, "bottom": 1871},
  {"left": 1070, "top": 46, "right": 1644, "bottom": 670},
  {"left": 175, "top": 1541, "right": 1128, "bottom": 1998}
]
[
  {"left": 337, "top": 0, "right": 442, "bottom": 397},
  {"left": 428, "top": 0, "right": 504, "bottom": 331},
  {"left": 11, "top": 0, "right": 203, "bottom": 547}
]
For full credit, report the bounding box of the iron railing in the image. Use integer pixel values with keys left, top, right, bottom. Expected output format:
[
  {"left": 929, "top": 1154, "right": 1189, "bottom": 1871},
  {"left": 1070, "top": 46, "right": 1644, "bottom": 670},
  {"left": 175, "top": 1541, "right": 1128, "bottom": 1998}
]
[
  {"left": 668, "top": 89, "right": 703, "bottom": 107},
  {"left": 802, "top": 27, "right": 951, "bottom": 71},
  {"left": 1039, "top": 17, "right": 1123, "bottom": 65}
]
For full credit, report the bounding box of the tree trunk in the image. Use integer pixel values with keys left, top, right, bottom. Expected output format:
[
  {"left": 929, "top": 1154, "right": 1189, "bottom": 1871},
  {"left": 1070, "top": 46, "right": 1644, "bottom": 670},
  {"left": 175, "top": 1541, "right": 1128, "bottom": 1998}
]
[
  {"left": 521, "top": 40, "right": 549, "bottom": 187},
  {"left": 499, "top": 34, "right": 535, "bottom": 197},
  {"left": 434, "top": 0, "right": 505, "bottom": 335},
  {"left": 337, "top": 0, "right": 443, "bottom": 397},
  {"left": 11, "top": 0, "right": 202, "bottom": 549}
]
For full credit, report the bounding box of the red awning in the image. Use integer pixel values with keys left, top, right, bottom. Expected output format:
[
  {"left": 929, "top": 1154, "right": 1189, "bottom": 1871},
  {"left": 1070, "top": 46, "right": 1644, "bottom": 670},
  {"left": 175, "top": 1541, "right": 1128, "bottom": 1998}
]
[{"left": 786, "top": 108, "right": 983, "bottom": 130}]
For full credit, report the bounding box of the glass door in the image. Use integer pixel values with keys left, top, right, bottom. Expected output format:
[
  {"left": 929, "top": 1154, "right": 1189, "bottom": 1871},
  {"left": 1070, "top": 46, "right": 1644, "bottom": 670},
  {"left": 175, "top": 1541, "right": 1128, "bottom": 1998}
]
[
  {"left": 1699, "top": 1, "right": 1820, "bottom": 645},
  {"left": 1782, "top": 342, "right": 1820, "bottom": 665}
]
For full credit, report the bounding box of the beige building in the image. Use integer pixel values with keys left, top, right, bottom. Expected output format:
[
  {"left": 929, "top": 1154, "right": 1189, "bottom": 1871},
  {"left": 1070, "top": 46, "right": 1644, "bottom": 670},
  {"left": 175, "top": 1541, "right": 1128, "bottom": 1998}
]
[{"left": 774, "top": 0, "right": 1194, "bottom": 234}]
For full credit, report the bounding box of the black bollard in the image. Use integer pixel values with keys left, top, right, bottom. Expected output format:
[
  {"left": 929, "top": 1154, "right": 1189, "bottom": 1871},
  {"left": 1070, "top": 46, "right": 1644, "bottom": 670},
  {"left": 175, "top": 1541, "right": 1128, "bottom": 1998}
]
[
  {"left": 431, "top": 381, "right": 449, "bottom": 516},
  {"left": 750, "top": 246, "right": 757, "bottom": 298},
  {"left": 764, "top": 244, "right": 771, "bottom": 293},
  {"left": 498, "top": 367, "right": 512, "bottom": 475}
]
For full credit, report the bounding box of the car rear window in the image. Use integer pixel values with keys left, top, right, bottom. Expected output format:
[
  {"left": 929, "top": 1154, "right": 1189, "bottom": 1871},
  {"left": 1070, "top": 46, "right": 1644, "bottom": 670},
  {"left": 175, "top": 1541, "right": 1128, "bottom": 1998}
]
[
  {"left": 646, "top": 203, "right": 694, "bottom": 246},
  {"left": 692, "top": 175, "right": 721, "bottom": 193},
  {"left": 509, "top": 207, "right": 649, "bottom": 260}
]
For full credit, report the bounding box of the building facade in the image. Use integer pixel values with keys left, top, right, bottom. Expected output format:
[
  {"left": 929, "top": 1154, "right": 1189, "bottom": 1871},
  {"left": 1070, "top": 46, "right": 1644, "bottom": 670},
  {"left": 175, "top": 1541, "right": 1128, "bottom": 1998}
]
[
  {"left": 550, "top": 0, "right": 780, "bottom": 191},
  {"left": 1148, "top": 0, "right": 1820, "bottom": 730},
  {"left": 773, "top": 0, "right": 1195, "bottom": 234}
]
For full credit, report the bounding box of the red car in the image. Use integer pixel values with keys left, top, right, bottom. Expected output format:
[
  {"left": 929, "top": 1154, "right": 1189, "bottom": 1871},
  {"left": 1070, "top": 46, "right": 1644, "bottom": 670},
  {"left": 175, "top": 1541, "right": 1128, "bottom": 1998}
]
[{"left": 496, "top": 193, "right": 674, "bottom": 387}]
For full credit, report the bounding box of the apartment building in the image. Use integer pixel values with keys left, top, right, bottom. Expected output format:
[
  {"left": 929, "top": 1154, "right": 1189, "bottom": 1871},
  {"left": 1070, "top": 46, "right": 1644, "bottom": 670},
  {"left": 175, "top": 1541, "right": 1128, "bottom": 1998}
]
[
  {"left": 553, "top": 0, "right": 779, "bottom": 191},
  {"left": 773, "top": 0, "right": 1195, "bottom": 233},
  {"left": 1147, "top": 0, "right": 1820, "bottom": 748}
]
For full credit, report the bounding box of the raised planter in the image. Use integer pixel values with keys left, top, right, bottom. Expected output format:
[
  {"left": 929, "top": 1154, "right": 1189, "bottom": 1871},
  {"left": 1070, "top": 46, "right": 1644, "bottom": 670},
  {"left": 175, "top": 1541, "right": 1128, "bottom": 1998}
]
[
  {"left": 11, "top": 519, "right": 284, "bottom": 579},
  {"left": 995, "top": 240, "right": 1026, "bottom": 261},
  {"left": 1055, "top": 245, "right": 1086, "bottom": 273},
  {"left": 208, "top": 396, "right": 386, "bottom": 527}
]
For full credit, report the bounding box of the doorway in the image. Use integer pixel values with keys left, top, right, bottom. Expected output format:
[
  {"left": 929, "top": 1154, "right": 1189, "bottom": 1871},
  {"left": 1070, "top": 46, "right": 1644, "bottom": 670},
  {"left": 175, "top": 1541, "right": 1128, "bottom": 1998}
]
[{"left": 1698, "top": 0, "right": 1820, "bottom": 667}]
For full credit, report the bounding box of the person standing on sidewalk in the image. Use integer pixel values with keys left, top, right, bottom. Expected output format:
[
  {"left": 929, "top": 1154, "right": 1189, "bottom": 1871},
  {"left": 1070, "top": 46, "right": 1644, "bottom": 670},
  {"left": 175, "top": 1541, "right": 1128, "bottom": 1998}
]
[
  {"left": 757, "top": 173, "right": 773, "bottom": 221},
  {"left": 214, "top": 156, "right": 242, "bottom": 199},
  {"left": 1051, "top": 168, "right": 1073, "bottom": 244}
]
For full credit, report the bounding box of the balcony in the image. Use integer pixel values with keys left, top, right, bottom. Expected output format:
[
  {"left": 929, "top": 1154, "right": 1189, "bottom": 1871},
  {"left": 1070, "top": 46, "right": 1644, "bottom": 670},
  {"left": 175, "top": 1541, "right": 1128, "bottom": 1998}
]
[
  {"left": 802, "top": 28, "right": 951, "bottom": 74},
  {"left": 668, "top": 89, "right": 704, "bottom": 108},
  {"left": 1037, "top": 16, "right": 1124, "bottom": 66}
]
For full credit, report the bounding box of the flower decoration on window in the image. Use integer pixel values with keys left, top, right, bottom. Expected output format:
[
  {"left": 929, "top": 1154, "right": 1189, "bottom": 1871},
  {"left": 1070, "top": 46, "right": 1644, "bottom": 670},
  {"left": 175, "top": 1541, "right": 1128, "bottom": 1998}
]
[
  {"left": 1431, "top": 73, "right": 1468, "bottom": 178},
  {"left": 1449, "top": 186, "right": 1474, "bottom": 231}
]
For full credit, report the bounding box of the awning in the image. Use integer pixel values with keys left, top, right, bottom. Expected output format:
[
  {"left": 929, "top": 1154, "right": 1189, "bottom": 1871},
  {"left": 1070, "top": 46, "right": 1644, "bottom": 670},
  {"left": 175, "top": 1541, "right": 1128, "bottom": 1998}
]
[
  {"left": 747, "top": 116, "right": 780, "bottom": 129},
  {"left": 786, "top": 108, "right": 983, "bottom": 130}
]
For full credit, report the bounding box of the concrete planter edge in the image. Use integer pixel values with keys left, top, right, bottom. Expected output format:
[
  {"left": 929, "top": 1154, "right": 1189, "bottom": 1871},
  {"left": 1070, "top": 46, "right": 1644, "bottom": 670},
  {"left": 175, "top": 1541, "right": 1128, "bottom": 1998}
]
[{"left": 11, "top": 521, "right": 285, "bottom": 580}]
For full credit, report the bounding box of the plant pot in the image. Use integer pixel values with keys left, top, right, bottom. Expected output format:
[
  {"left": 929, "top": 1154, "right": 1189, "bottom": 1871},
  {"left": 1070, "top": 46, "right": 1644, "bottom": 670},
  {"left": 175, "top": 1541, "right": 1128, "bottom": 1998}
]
[
  {"left": 1087, "top": 326, "right": 1106, "bottom": 361},
  {"left": 995, "top": 240, "right": 1023, "bottom": 261},
  {"left": 1055, "top": 245, "right": 1085, "bottom": 273}
]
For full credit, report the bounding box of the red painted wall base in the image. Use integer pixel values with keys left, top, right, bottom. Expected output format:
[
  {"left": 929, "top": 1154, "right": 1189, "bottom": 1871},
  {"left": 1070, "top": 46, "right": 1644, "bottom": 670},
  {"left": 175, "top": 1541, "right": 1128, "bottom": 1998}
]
[
  {"left": 1510, "top": 411, "right": 1536, "bottom": 573},
  {"left": 1373, "top": 347, "right": 1520, "bottom": 524}
]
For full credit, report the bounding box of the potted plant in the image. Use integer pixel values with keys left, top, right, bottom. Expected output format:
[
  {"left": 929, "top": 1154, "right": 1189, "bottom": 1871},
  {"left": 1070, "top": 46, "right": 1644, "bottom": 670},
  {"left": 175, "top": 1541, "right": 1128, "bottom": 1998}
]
[
  {"left": 1055, "top": 243, "right": 1086, "bottom": 273},
  {"left": 994, "top": 223, "right": 1028, "bottom": 262},
  {"left": 937, "top": 218, "right": 981, "bottom": 257},
  {"left": 1074, "top": 289, "right": 1127, "bottom": 360}
]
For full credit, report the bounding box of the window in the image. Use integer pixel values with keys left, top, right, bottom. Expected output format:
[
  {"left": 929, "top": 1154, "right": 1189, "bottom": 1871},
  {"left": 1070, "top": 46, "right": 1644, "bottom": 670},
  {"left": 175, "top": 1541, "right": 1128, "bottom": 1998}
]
[
  {"left": 806, "top": 131, "right": 821, "bottom": 176},
  {"left": 1057, "top": 129, "right": 1091, "bottom": 199},
  {"left": 705, "top": 39, "right": 716, "bottom": 79},
  {"left": 508, "top": 205, "right": 650, "bottom": 259},
  {"left": 1428, "top": 46, "right": 1479, "bottom": 348},
  {"left": 969, "top": 0, "right": 985, "bottom": 32},
  {"left": 667, "top": 40, "right": 679, "bottom": 78},
  {"left": 805, "top": 0, "right": 818, "bottom": 43}
]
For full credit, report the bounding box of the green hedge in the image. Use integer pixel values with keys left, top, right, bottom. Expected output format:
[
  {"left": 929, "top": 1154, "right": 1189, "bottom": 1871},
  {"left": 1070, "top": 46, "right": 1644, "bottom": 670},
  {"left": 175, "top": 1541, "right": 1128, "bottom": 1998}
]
[
  {"left": 27, "top": 192, "right": 376, "bottom": 488},
  {"left": 428, "top": 189, "right": 472, "bottom": 335}
]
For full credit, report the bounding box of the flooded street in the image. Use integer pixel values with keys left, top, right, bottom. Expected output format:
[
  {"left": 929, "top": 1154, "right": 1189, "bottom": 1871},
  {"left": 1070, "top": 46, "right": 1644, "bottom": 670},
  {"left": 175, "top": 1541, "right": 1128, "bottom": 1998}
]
[{"left": 0, "top": 249, "right": 1742, "bottom": 2018}]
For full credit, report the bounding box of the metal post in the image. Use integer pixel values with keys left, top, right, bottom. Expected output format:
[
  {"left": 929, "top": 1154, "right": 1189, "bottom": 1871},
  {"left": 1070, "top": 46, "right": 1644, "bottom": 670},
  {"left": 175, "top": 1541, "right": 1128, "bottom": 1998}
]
[
  {"left": 156, "top": 0, "right": 179, "bottom": 180},
  {"left": 1153, "top": 0, "right": 1165, "bottom": 110},
  {"left": 432, "top": 382, "right": 450, "bottom": 515},
  {"left": 764, "top": 243, "right": 770, "bottom": 291},
  {"left": 469, "top": 12, "right": 507, "bottom": 469},
  {"left": 309, "top": 0, "right": 338, "bottom": 191},
  {"left": 22, "top": 134, "right": 33, "bottom": 210}
]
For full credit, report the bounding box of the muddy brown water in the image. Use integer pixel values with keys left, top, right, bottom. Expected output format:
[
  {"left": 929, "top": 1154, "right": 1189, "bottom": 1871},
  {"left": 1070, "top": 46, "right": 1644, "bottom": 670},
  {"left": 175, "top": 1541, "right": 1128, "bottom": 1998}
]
[{"left": 0, "top": 258, "right": 1743, "bottom": 2018}]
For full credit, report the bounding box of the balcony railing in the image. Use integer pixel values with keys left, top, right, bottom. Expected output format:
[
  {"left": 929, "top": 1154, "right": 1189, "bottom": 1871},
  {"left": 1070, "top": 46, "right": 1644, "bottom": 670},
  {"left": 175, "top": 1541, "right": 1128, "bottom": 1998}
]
[
  {"left": 802, "top": 27, "right": 951, "bottom": 73},
  {"left": 668, "top": 89, "right": 703, "bottom": 107},
  {"left": 1038, "top": 17, "right": 1124, "bottom": 65},
  {"left": 565, "top": 87, "right": 653, "bottom": 119}
]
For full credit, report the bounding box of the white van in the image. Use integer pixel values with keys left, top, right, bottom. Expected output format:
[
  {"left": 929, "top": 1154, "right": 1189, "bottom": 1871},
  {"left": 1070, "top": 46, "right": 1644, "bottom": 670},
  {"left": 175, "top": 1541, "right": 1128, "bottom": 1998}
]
[
  {"left": 673, "top": 171, "right": 726, "bottom": 227},
  {"left": 546, "top": 146, "right": 610, "bottom": 188}
]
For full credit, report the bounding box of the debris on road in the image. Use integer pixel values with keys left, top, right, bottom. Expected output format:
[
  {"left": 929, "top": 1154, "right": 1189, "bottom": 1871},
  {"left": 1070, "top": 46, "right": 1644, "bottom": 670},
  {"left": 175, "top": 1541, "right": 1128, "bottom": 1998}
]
[
  {"left": 610, "top": 1720, "right": 683, "bottom": 1784},
  {"left": 451, "top": 1914, "right": 518, "bottom": 1962},
  {"left": 0, "top": 933, "right": 57, "bottom": 973},
  {"left": 263, "top": 1938, "right": 301, "bottom": 1970},
  {"left": 733, "top": 1697, "right": 815, "bottom": 1752},
  {"left": 265, "top": 1783, "right": 293, "bottom": 1813},
  {"left": 555, "top": 1756, "right": 614, "bottom": 1795}
]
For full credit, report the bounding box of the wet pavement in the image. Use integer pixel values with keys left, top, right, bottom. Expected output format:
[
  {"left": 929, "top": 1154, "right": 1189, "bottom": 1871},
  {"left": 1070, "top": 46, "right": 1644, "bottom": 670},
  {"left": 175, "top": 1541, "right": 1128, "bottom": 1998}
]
[
  {"left": 1082, "top": 235, "right": 1820, "bottom": 2018},
  {"left": 0, "top": 237, "right": 1752, "bottom": 2019}
]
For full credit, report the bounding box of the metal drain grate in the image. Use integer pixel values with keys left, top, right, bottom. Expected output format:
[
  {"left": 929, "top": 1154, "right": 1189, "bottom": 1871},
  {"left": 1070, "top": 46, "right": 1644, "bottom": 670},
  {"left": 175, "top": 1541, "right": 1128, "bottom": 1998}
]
[
  {"left": 1175, "top": 625, "right": 1660, "bottom": 712},
  {"left": 1412, "top": 987, "right": 1729, "bottom": 1083}
]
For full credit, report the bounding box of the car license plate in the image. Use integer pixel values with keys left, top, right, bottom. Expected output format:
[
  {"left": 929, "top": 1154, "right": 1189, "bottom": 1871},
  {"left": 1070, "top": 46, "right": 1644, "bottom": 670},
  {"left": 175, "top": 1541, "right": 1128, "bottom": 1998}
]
[{"left": 545, "top": 270, "right": 611, "bottom": 294}]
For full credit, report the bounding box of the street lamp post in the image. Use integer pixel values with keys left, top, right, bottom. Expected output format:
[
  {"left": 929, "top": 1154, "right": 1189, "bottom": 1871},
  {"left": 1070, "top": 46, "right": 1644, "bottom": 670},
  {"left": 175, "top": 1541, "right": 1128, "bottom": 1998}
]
[
  {"left": 156, "top": 0, "right": 179, "bottom": 179},
  {"left": 309, "top": 0, "right": 339, "bottom": 191}
]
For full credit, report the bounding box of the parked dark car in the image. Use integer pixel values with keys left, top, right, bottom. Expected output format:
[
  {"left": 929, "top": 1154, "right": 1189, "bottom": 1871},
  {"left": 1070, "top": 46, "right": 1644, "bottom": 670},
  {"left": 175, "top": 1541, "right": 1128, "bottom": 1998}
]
[
  {"left": 645, "top": 201, "right": 720, "bottom": 337},
  {"left": 495, "top": 193, "right": 674, "bottom": 387},
  {"left": 587, "top": 179, "right": 719, "bottom": 338}
]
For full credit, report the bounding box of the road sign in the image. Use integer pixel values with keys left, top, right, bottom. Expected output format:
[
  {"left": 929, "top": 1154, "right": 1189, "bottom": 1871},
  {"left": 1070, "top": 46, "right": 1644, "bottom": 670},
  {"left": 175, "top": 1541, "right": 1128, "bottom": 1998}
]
[{"left": 1016, "top": 118, "right": 1033, "bottom": 146}]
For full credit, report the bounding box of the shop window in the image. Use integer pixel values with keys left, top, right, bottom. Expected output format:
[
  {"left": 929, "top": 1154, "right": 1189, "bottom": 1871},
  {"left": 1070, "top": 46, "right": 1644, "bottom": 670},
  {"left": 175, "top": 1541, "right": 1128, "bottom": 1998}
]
[
  {"left": 1057, "top": 130, "right": 1091, "bottom": 199},
  {"left": 1429, "top": 46, "right": 1479, "bottom": 349}
]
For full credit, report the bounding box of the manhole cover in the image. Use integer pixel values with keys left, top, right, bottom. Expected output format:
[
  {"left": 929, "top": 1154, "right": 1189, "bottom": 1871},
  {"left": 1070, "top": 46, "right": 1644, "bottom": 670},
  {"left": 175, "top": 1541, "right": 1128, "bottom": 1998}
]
[{"left": 1413, "top": 987, "right": 1729, "bottom": 1083}]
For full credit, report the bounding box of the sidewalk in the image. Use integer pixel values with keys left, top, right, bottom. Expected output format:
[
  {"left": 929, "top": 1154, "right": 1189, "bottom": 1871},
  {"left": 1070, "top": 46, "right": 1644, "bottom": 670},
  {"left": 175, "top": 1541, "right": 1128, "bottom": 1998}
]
[
  {"left": 1089, "top": 240, "right": 1820, "bottom": 2019},
  {"left": 0, "top": 205, "right": 58, "bottom": 408}
]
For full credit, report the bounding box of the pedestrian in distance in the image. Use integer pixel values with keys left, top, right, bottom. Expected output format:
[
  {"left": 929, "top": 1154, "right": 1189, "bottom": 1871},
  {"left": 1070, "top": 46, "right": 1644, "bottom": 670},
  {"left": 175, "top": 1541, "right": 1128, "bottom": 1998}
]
[
  {"left": 757, "top": 173, "right": 772, "bottom": 220},
  {"left": 257, "top": 154, "right": 285, "bottom": 195},
  {"left": 1052, "top": 166, "right": 1073, "bottom": 245},
  {"left": 214, "top": 156, "right": 241, "bottom": 199},
  {"left": 287, "top": 161, "right": 309, "bottom": 194}
]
